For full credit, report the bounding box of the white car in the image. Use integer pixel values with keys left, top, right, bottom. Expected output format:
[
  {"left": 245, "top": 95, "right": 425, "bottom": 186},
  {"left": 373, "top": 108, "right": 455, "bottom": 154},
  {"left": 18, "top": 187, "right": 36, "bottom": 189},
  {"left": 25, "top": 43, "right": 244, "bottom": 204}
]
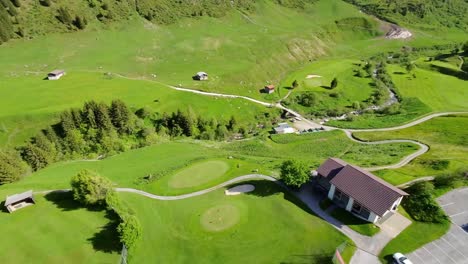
[{"left": 393, "top": 253, "right": 413, "bottom": 264}]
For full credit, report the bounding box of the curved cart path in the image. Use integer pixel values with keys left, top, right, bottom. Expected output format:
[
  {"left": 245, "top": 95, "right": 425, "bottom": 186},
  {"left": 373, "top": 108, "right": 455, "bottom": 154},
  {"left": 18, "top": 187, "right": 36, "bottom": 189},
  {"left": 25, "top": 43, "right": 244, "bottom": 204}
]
[{"left": 110, "top": 73, "right": 467, "bottom": 171}]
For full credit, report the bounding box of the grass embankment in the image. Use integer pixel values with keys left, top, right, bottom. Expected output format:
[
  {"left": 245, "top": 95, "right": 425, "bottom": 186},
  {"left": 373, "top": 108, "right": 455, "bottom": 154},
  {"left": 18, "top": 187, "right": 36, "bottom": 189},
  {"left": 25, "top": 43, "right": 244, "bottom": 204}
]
[
  {"left": 0, "top": 193, "right": 120, "bottom": 264},
  {"left": 119, "top": 181, "right": 352, "bottom": 264},
  {"left": 354, "top": 115, "right": 468, "bottom": 185},
  {"left": 330, "top": 207, "right": 380, "bottom": 237}
]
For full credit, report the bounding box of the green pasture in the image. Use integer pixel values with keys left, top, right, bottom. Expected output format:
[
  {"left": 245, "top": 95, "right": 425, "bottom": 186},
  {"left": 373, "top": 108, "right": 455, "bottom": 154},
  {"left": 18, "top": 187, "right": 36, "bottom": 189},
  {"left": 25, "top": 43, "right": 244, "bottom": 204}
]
[
  {"left": 0, "top": 72, "right": 275, "bottom": 147},
  {"left": 0, "top": 194, "right": 120, "bottom": 264},
  {"left": 119, "top": 181, "right": 351, "bottom": 264},
  {"left": 280, "top": 59, "right": 374, "bottom": 112},
  {"left": 388, "top": 63, "right": 467, "bottom": 112},
  {"left": 354, "top": 115, "right": 468, "bottom": 185}
]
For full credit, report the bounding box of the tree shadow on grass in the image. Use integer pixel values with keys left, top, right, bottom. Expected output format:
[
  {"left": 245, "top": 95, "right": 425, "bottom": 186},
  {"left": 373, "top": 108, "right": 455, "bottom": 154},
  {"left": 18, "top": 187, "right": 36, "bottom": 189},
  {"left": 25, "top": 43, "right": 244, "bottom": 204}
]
[
  {"left": 87, "top": 209, "right": 122, "bottom": 253},
  {"left": 44, "top": 191, "right": 104, "bottom": 212},
  {"left": 382, "top": 254, "right": 395, "bottom": 264},
  {"left": 430, "top": 64, "right": 468, "bottom": 80}
]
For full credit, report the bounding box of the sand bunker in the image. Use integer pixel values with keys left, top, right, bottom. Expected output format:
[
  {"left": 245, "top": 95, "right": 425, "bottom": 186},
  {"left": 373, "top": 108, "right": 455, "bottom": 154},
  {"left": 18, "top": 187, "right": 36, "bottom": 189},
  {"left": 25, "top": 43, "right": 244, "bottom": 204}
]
[
  {"left": 225, "top": 184, "right": 255, "bottom": 195},
  {"left": 306, "top": 74, "right": 322, "bottom": 79}
]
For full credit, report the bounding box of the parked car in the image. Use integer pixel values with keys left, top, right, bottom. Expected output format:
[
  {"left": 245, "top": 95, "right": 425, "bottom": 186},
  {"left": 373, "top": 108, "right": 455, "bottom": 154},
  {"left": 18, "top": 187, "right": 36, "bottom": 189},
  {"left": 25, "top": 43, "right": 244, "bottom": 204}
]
[{"left": 393, "top": 253, "right": 413, "bottom": 264}]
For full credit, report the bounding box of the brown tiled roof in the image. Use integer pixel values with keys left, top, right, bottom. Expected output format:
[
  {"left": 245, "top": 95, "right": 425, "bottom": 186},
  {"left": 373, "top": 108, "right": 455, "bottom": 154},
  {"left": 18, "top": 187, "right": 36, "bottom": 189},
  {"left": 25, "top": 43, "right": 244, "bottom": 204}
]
[
  {"left": 265, "top": 85, "right": 275, "bottom": 90},
  {"left": 330, "top": 165, "right": 408, "bottom": 216},
  {"left": 317, "top": 158, "right": 347, "bottom": 179}
]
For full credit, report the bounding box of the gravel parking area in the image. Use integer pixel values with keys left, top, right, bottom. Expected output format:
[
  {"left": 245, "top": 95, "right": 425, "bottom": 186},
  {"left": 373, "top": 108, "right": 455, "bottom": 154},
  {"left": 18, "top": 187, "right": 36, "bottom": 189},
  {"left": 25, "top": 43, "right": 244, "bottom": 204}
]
[{"left": 407, "top": 188, "right": 468, "bottom": 264}]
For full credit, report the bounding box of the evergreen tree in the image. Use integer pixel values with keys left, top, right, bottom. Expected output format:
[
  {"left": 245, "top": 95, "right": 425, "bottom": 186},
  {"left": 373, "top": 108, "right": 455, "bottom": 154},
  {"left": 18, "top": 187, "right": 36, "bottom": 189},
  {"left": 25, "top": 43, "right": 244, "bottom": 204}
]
[
  {"left": 73, "top": 15, "right": 86, "bottom": 30},
  {"left": 292, "top": 80, "right": 299, "bottom": 89},
  {"left": 227, "top": 116, "right": 237, "bottom": 131},
  {"left": 215, "top": 124, "right": 228, "bottom": 141},
  {"left": 0, "top": 150, "right": 28, "bottom": 184},
  {"left": 330, "top": 77, "right": 338, "bottom": 89},
  {"left": 110, "top": 99, "right": 132, "bottom": 134},
  {"left": 82, "top": 101, "right": 98, "bottom": 129},
  {"left": 20, "top": 143, "right": 51, "bottom": 171},
  {"left": 95, "top": 102, "right": 113, "bottom": 131},
  {"left": 58, "top": 110, "right": 77, "bottom": 136},
  {"left": 0, "top": 5, "right": 14, "bottom": 43}
]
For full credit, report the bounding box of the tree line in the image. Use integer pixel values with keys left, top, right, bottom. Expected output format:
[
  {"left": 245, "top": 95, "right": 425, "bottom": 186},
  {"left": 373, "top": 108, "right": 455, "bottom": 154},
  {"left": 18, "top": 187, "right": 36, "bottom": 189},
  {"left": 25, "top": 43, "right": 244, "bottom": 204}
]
[{"left": 0, "top": 100, "right": 251, "bottom": 185}]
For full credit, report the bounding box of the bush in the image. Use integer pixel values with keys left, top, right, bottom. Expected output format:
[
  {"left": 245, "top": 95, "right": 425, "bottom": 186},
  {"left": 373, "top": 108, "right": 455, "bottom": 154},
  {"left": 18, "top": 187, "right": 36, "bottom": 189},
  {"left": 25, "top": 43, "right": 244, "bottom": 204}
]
[
  {"left": 280, "top": 160, "right": 310, "bottom": 188},
  {"left": 70, "top": 170, "right": 114, "bottom": 206},
  {"left": 402, "top": 182, "right": 448, "bottom": 223},
  {"left": 118, "top": 214, "right": 142, "bottom": 249},
  {"left": 296, "top": 92, "right": 316, "bottom": 107}
]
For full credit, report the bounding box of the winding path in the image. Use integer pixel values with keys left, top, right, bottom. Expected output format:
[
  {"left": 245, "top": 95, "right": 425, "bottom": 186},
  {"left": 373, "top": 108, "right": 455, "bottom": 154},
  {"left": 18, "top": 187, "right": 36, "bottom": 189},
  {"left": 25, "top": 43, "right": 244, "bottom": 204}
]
[{"left": 111, "top": 72, "right": 467, "bottom": 171}]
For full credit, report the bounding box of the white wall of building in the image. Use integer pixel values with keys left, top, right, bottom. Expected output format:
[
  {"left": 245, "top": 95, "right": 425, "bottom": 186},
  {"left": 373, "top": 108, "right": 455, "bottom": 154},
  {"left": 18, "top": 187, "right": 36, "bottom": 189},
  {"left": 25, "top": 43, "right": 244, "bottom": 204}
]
[{"left": 328, "top": 185, "right": 336, "bottom": 200}]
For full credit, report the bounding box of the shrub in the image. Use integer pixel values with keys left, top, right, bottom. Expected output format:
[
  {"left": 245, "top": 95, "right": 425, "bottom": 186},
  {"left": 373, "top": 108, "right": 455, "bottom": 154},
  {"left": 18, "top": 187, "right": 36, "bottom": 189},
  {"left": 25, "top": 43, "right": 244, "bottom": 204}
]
[
  {"left": 402, "top": 182, "right": 448, "bottom": 223},
  {"left": 280, "top": 160, "right": 310, "bottom": 188},
  {"left": 117, "top": 214, "right": 142, "bottom": 249},
  {"left": 296, "top": 92, "right": 316, "bottom": 107},
  {"left": 70, "top": 170, "right": 114, "bottom": 206}
]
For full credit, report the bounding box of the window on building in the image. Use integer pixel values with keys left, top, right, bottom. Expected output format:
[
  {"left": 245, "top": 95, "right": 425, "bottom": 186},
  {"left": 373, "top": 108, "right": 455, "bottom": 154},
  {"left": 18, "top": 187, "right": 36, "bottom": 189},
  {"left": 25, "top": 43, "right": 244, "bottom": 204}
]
[
  {"left": 352, "top": 202, "right": 362, "bottom": 214},
  {"left": 334, "top": 190, "right": 342, "bottom": 200}
]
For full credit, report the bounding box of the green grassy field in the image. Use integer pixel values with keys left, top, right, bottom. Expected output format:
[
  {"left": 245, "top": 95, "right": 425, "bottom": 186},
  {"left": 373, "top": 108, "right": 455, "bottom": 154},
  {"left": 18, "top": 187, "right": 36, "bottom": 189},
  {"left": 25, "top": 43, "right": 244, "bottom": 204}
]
[
  {"left": 388, "top": 63, "right": 467, "bottom": 111},
  {"left": 354, "top": 115, "right": 468, "bottom": 185},
  {"left": 0, "top": 72, "right": 276, "bottom": 147},
  {"left": 168, "top": 160, "right": 230, "bottom": 189},
  {"left": 0, "top": 193, "right": 120, "bottom": 264},
  {"left": 119, "top": 181, "right": 351, "bottom": 264}
]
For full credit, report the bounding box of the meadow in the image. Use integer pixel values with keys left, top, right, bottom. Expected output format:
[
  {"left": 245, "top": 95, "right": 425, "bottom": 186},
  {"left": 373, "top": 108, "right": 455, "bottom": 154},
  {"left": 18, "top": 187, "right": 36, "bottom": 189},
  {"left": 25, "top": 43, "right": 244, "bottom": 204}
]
[
  {"left": 0, "top": 72, "right": 276, "bottom": 147},
  {"left": 354, "top": 115, "right": 468, "bottom": 185},
  {"left": 0, "top": 193, "right": 120, "bottom": 264},
  {"left": 280, "top": 59, "right": 375, "bottom": 113},
  {"left": 119, "top": 181, "right": 351, "bottom": 264}
]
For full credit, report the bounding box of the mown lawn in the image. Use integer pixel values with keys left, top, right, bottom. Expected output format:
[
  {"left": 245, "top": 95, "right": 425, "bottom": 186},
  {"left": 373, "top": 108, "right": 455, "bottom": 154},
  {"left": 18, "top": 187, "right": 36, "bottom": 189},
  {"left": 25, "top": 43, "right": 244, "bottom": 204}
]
[
  {"left": 354, "top": 115, "right": 468, "bottom": 185},
  {"left": 119, "top": 181, "right": 352, "bottom": 264},
  {"left": 0, "top": 193, "right": 120, "bottom": 264},
  {"left": 330, "top": 207, "right": 380, "bottom": 237}
]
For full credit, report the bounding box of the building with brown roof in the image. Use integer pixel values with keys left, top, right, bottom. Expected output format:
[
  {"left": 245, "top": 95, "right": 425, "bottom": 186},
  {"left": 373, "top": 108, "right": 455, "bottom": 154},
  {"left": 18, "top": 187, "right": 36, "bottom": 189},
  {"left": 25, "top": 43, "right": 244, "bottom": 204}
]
[
  {"left": 316, "top": 158, "right": 408, "bottom": 223},
  {"left": 264, "top": 85, "right": 275, "bottom": 94}
]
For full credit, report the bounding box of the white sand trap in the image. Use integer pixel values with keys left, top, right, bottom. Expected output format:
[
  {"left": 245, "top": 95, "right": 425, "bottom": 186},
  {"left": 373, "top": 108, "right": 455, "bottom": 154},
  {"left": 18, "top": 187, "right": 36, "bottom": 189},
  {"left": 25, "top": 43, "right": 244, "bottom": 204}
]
[
  {"left": 306, "top": 74, "right": 322, "bottom": 79},
  {"left": 225, "top": 184, "right": 255, "bottom": 195}
]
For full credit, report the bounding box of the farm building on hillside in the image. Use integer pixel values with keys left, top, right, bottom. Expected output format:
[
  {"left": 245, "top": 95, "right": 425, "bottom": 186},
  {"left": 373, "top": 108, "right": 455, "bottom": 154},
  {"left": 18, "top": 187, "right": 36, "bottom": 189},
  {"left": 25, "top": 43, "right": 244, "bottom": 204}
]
[
  {"left": 315, "top": 158, "right": 408, "bottom": 223},
  {"left": 193, "top": 72, "right": 208, "bottom": 81},
  {"left": 274, "top": 123, "right": 295, "bottom": 134},
  {"left": 264, "top": 85, "right": 275, "bottom": 94},
  {"left": 47, "top": 70, "right": 66, "bottom": 80},
  {"left": 4, "top": 190, "right": 35, "bottom": 213}
]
